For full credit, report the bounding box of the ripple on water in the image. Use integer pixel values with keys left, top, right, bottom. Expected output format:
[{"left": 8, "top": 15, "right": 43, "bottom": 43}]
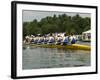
[{"left": 22, "top": 47, "right": 90, "bottom": 70}]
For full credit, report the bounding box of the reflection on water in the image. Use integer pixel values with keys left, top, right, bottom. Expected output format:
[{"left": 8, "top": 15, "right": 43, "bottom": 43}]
[{"left": 22, "top": 47, "right": 90, "bottom": 70}]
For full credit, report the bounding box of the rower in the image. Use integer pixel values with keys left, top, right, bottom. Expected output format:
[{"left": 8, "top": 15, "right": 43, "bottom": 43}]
[
  {"left": 44, "top": 36, "right": 49, "bottom": 44},
  {"left": 56, "top": 35, "right": 62, "bottom": 45},
  {"left": 62, "top": 33, "right": 69, "bottom": 45},
  {"left": 48, "top": 33, "right": 55, "bottom": 44},
  {"left": 40, "top": 36, "right": 44, "bottom": 44},
  {"left": 70, "top": 34, "right": 76, "bottom": 44},
  {"left": 38, "top": 35, "right": 44, "bottom": 44},
  {"left": 25, "top": 36, "right": 29, "bottom": 44},
  {"left": 30, "top": 37, "right": 34, "bottom": 44},
  {"left": 37, "top": 35, "right": 41, "bottom": 44},
  {"left": 30, "top": 35, "right": 35, "bottom": 43},
  {"left": 34, "top": 36, "right": 38, "bottom": 44}
]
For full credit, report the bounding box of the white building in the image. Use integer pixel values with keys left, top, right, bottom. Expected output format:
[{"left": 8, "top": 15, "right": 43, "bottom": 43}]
[{"left": 82, "top": 30, "right": 91, "bottom": 41}]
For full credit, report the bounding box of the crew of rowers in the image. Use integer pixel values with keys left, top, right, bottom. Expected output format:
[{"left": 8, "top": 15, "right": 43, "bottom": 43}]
[{"left": 24, "top": 33, "right": 76, "bottom": 45}]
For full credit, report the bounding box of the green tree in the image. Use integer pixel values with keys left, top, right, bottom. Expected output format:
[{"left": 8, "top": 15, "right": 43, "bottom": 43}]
[{"left": 23, "top": 13, "right": 91, "bottom": 38}]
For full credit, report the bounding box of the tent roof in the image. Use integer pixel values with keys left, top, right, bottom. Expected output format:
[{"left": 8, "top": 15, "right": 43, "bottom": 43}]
[{"left": 83, "top": 30, "right": 91, "bottom": 34}]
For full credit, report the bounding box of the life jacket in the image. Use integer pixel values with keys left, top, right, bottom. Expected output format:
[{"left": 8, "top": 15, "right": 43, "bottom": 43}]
[
  {"left": 31, "top": 39, "right": 34, "bottom": 42},
  {"left": 64, "top": 37, "right": 69, "bottom": 43},
  {"left": 44, "top": 38, "right": 48, "bottom": 43},
  {"left": 38, "top": 39, "right": 41, "bottom": 43},
  {"left": 40, "top": 38, "right": 44, "bottom": 42},
  {"left": 38, "top": 37, "right": 43, "bottom": 43},
  {"left": 49, "top": 37, "right": 54, "bottom": 43},
  {"left": 71, "top": 38, "right": 76, "bottom": 44},
  {"left": 70, "top": 35, "right": 76, "bottom": 44},
  {"left": 57, "top": 37, "right": 62, "bottom": 42},
  {"left": 34, "top": 38, "right": 38, "bottom": 43}
]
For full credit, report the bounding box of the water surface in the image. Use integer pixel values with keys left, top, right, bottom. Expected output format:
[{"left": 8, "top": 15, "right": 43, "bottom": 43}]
[{"left": 22, "top": 46, "right": 90, "bottom": 69}]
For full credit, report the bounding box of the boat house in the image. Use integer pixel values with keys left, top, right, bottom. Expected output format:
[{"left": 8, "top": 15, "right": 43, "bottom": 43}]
[{"left": 82, "top": 30, "right": 91, "bottom": 41}]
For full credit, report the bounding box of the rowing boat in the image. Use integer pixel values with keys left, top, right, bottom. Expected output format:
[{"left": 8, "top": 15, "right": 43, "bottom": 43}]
[{"left": 30, "top": 44, "right": 91, "bottom": 51}]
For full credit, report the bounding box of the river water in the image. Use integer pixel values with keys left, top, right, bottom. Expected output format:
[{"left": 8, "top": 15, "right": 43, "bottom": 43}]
[{"left": 22, "top": 45, "right": 90, "bottom": 70}]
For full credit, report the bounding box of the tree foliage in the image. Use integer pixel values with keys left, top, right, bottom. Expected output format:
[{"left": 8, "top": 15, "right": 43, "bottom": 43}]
[{"left": 23, "top": 14, "right": 91, "bottom": 37}]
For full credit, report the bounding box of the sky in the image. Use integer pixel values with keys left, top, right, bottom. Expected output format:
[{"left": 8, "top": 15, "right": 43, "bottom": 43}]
[{"left": 23, "top": 10, "right": 91, "bottom": 22}]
